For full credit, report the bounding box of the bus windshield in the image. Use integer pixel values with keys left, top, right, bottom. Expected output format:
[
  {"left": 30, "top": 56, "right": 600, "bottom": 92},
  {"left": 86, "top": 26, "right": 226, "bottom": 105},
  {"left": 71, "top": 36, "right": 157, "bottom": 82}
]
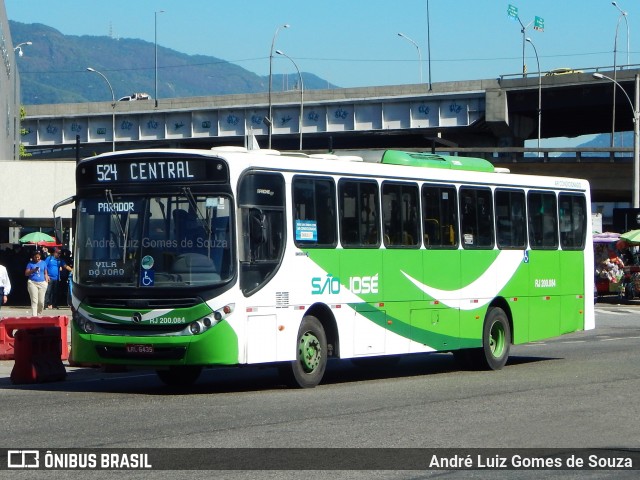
[{"left": 75, "top": 191, "right": 233, "bottom": 288}]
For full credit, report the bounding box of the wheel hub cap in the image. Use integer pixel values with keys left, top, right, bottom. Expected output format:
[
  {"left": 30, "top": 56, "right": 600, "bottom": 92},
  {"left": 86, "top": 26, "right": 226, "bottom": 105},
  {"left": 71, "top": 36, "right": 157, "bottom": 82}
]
[{"left": 299, "top": 332, "right": 321, "bottom": 373}]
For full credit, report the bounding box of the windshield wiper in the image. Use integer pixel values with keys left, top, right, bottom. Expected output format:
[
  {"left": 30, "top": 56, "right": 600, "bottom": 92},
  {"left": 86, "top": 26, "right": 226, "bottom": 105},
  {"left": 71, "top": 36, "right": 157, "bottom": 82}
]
[
  {"left": 105, "top": 189, "right": 125, "bottom": 238},
  {"left": 105, "top": 189, "right": 129, "bottom": 259}
]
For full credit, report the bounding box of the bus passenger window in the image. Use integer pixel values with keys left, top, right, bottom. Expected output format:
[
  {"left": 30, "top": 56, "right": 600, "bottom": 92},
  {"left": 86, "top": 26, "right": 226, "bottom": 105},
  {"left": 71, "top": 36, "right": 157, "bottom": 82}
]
[
  {"left": 495, "top": 189, "right": 526, "bottom": 249},
  {"left": 559, "top": 193, "right": 586, "bottom": 249},
  {"left": 382, "top": 182, "right": 419, "bottom": 248},
  {"left": 339, "top": 179, "right": 380, "bottom": 248},
  {"left": 292, "top": 176, "right": 337, "bottom": 248},
  {"left": 422, "top": 184, "right": 458, "bottom": 249},
  {"left": 528, "top": 191, "right": 558, "bottom": 249},
  {"left": 459, "top": 187, "right": 493, "bottom": 249}
]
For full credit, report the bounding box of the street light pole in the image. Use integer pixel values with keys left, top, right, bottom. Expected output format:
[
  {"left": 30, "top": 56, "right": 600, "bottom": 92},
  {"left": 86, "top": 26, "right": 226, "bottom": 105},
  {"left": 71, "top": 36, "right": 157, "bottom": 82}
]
[
  {"left": 268, "top": 24, "right": 290, "bottom": 149},
  {"left": 87, "top": 67, "right": 116, "bottom": 152},
  {"left": 397, "top": 33, "right": 423, "bottom": 84},
  {"left": 594, "top": 72, "right": 640, "bottom": 208},
  {"left": 611, "top": 4, "right": 629, "bottom": 147},
  {"left": 426, "top": 0, "right": 432, "bottom": 90},
  {"left": 155, "top": 10, "right": 164, "bottom": 108},
  {"left": 13, "top": 41, "right": 32, "bottom": 57},
  {"left": 526, "top": 37, "right": 541, "bottom": 157},
  {"left": 276, "top": 50, "right": 304, "bottom": 150},
  {"left": 612, "top": 2, "right": 630, "bottom": 66}
]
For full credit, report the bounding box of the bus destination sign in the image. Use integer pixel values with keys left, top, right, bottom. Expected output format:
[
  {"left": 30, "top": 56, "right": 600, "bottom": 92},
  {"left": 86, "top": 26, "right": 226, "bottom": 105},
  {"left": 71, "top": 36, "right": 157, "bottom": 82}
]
[{"left": 93, "top": 159, "right": 209, "bottom": 183}]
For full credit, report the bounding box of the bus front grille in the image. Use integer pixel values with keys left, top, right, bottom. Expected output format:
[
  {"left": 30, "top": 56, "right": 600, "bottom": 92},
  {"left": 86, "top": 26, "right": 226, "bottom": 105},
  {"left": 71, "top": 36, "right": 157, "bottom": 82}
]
[{"left": 86, "top": 297, "right": 202, "bottom": 309}]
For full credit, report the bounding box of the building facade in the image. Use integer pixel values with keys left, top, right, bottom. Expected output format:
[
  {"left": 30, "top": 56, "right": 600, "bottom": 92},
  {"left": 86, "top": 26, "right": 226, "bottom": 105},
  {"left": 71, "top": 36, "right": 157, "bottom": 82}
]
[{"left": 0, "top": 0, "right": 20, "bottom": 161}]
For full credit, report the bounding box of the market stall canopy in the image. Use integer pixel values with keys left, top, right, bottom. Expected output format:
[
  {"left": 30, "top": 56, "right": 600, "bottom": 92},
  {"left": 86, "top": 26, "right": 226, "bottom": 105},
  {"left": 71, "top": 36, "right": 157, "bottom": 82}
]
[
  {"left": 620, "top": 229, "right": 640, "bottom": 245},
  {"left": 18, "top": 232, "right": 60, "bottom": 246},
  {"left": 593, "top": 232, "right": 620, "bottom": 243}
]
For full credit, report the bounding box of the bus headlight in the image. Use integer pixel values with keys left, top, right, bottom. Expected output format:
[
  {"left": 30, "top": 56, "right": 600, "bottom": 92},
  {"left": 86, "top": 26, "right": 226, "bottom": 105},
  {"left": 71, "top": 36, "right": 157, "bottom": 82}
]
[
  {"left": 187, "top": 304, "right": 235, "bottom": 335},
  {"left": 77, "top": 317, "right": 95, "bottom": 334}
]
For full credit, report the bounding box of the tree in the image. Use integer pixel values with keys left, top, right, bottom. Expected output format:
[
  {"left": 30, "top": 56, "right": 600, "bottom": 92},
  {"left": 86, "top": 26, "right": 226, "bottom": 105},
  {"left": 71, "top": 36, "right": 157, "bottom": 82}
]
[{"left": 19, "top": 106, "right": 31, "bottom": 159}]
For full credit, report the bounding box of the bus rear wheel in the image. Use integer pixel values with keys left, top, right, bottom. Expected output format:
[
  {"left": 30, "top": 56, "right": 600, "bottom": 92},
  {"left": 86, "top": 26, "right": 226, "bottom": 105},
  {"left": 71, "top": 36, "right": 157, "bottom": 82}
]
[
  {"left": 479, "top": 307, "right": 511, "bottom": 370},
  {"left": 457, "top": 307, "right": 511, "bottom": 371},
  {"left": 281, "top": 315, "right": 327, "bottom": 388},
  {"left": 156, "top": 366, "right": 202, "bottom": 387}
]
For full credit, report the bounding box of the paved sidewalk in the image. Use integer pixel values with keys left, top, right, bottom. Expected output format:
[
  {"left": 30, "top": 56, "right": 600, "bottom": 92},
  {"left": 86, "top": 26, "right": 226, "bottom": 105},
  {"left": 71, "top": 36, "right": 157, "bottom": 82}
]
[{"left": 1, "top": 305, "right": 72, "bottom": 319}]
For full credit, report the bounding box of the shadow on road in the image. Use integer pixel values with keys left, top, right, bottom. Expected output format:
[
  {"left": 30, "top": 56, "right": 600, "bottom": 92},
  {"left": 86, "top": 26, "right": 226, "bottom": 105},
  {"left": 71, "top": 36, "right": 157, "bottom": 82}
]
[{"left": 0, "top": 351, "right": 559, "bottom": 396}]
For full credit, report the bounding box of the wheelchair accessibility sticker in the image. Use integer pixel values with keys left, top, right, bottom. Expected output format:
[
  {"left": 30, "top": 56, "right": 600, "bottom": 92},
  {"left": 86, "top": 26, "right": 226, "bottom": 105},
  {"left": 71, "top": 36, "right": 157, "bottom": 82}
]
[{"left": 140, "top": 255, "right": 155, "bottom": 286}]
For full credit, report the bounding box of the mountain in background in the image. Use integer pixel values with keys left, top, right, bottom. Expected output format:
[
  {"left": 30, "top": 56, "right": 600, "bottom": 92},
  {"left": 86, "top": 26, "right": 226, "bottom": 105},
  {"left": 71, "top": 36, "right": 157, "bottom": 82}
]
[
  {"left": 10, "top": 21, "right": 336, "bottom": 105},
  {"left": 577, "top": 131, "right": 632, "bottom": 148}
]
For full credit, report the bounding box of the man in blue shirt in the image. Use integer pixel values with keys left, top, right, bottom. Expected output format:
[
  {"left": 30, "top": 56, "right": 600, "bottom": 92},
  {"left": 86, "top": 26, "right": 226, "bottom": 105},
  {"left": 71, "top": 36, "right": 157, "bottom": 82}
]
[{"left": 44, "top": 249, "right": 72, "bottom": 309}]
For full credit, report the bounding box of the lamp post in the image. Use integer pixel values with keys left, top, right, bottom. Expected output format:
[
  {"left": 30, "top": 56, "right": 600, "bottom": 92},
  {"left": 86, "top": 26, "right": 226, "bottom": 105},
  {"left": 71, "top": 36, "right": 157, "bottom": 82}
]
[
  {"left": 594, "top": 72, "right": 640, "bottom": 208},
  {"left": 611, "top": 3, "right": 629, "bottom": 146},
  {"left": 397, "top": 33, "right": 423, "bottom": 84},
  {"left": 612, "top": 2, "right": 630, "bottom": 67},
  {"left": 155, "top": 10, "right": 164, "bottom": 108},
  {"left": 13, "top": 41, "right": 32, "bottom": 57},
  {"left": 268, "top": 24, "right": 290, "bottom": 149},
  {"left": 526, "top": 37, "right": 541, "bottom": 157},
  {"left": 426, "top": 0, "right": 432, "bottom": 89},
  {"left": 87, "top": 67, "right": 116, "bottom": 152},
  {"left": 276, "top": 50, "right": 304, "bottom": 150}
]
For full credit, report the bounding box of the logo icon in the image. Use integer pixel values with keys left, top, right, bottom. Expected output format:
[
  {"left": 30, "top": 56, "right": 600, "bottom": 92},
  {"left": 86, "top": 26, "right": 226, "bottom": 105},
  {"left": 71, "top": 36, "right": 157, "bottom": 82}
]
[
  {"left": 132, "top": 312, "right": 143, "bottom": 323},
  {"left": 7, "top": 450, "right": 40, "bottom": 468}
]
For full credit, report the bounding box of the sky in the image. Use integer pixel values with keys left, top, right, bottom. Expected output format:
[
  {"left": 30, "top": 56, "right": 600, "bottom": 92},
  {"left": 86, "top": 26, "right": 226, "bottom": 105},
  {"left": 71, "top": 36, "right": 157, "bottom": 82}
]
[{"left": 5, "top": 0, "right": 640, "bottom": 89}]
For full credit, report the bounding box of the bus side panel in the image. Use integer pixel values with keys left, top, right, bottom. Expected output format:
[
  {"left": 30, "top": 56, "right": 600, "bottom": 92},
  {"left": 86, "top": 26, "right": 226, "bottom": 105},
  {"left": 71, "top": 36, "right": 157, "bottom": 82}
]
[
  {"left": 528, "top": 250, "right": 561, "bottom": 341},
  {"left": 559, "top": 250, "right": 586, "bottom": 333},
  {"left": 496, "top": 250, "right": 530, "bottom": 345},
  {"left": 382, "top": 249, "right": 422, "bottom": 353},
  {"left": 338, "top": 249, "right": 385, "bottom": 356},
  {"left": 421, "top": 249, "right": 461, "bottom": 350},
  {"left": 458, "top": 250, "right": 499, "bottom": 349}
]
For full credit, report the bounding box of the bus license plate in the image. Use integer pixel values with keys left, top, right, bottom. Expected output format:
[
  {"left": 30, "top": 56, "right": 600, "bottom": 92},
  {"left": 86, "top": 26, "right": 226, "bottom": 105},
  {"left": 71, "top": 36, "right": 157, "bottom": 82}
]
[{"left": 126, "top": 344, "right": 154, "bottom": 354}]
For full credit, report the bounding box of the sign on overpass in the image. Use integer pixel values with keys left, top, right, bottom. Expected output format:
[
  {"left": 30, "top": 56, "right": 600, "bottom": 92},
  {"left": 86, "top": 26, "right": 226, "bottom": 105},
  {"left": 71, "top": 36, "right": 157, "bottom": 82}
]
[{"left": 22, "top": 86, "right": 484, "bottom": 149}]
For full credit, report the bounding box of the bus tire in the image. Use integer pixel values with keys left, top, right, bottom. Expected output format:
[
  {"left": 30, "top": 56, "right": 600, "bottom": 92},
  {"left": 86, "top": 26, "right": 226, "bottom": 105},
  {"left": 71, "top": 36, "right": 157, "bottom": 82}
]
[
  {"left": 281, "top": 315, "right": 327, "bottom": 388},
  {"left": 477, "top": 306, "right": 511, "bottom": 370},
  {"left": 156, "top": 366, "right": 202, "bottom": 387}
]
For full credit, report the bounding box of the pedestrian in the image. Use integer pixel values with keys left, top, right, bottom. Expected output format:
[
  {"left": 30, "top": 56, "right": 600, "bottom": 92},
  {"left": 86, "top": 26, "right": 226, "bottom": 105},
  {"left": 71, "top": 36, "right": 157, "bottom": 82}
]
[
  {"left": 44, "top": 248, "right": 72, "bottom": 309},
  {"left": 0, "top": 262, "right": 11, "bottom": 312},
  {"left": 25, "top": 251, "right": 49, "bottom": 316}
]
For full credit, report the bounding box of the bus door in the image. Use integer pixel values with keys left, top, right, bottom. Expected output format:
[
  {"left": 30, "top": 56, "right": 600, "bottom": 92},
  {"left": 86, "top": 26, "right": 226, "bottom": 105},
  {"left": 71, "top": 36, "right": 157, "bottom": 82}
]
[
  {"left": 238, "top": 172, "right": 286, "bottom": 363},
  {"left": 527, "top": 191, "right": 561, "bottom": 341},
  {"left": 558, "top": 193, "right": 588, "bottom": 334}
]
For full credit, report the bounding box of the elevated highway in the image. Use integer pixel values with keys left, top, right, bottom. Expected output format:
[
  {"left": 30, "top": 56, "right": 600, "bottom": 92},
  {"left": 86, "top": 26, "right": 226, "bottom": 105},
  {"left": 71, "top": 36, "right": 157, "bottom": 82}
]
[{"left": 19, "top": 67, "right": 640, "bottom": 203}]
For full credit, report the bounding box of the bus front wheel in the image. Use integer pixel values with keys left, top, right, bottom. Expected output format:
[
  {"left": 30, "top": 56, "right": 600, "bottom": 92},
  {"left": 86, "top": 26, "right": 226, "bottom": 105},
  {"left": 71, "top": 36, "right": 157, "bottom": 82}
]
[{"left": 280, "top": 315, "right": 327, "bottom": 388}]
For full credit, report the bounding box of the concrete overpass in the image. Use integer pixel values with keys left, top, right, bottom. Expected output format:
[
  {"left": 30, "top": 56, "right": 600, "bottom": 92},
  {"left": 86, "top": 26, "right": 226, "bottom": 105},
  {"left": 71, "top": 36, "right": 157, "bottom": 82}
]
[
  {"left": 19, "top": 67, "right": 640, "bottom": 204},
  {"left": 22, "top": 67, "right": 640, "bottom": 152}
]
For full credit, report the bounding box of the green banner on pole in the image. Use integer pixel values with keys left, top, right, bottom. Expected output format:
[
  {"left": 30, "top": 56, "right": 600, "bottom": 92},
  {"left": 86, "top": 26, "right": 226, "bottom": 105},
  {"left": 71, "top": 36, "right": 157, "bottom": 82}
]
[
  {"left": 534, "top": 16, "right": 544, "bottom": 31},
  {"left": 507, "top": 4, "right": 518, "bottom": 19}
]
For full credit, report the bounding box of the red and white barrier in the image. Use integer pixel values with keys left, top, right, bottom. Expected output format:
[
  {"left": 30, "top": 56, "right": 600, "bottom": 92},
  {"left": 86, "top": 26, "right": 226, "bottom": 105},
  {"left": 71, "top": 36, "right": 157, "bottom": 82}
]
[
  {"left": 0, "top": 316, "right": 69, "bottom": 360},
  {"left": 10, "top": 326, "right": 67, "bottom": 384}
]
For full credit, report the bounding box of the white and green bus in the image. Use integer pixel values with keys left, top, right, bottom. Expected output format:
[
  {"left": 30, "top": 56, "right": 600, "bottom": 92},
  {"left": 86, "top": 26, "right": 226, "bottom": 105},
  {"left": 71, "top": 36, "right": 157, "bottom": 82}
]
[{"left": 58, "top": 147, "right": 594, "bottom": 388}]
